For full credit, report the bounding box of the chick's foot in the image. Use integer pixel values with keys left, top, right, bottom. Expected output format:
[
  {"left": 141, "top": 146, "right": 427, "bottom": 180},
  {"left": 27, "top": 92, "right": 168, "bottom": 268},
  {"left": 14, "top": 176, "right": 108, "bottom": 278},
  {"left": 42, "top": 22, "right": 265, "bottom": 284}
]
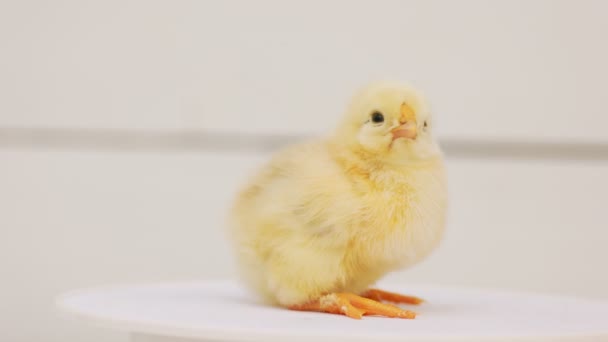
[
  {"left": 289, "top": 293, "right": 416, "bottom": 319},
  {"left": 361, "top": 288, "right": 424, "bottom": 305}
]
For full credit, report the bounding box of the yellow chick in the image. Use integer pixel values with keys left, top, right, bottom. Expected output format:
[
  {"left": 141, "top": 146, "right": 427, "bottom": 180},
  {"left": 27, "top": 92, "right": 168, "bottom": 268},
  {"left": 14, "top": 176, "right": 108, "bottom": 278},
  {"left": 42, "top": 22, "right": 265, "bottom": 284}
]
[{"left": 228, "top": 81, "right": 447, "bottom": 319}]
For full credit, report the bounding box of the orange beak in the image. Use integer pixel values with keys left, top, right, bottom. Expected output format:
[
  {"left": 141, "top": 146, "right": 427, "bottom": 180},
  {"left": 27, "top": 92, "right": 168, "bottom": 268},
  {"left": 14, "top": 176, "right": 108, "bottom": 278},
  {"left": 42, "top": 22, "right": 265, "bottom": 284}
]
[{"left": 391, "top": 103, "right": 417, "bottom": 140}]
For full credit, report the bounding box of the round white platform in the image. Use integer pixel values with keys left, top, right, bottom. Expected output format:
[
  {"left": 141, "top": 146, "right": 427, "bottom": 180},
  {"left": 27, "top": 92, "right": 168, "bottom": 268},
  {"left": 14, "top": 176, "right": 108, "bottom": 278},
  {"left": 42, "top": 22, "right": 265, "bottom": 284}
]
[{"left": 57, "top": 281, "right": 608, "bottom": 342}]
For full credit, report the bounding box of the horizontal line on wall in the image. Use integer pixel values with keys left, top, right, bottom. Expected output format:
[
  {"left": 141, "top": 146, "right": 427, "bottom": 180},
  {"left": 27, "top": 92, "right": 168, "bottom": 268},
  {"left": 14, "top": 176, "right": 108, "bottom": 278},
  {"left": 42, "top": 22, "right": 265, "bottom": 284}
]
[{"left": 1, "top": 127, "right": 607, "bottom": 161}]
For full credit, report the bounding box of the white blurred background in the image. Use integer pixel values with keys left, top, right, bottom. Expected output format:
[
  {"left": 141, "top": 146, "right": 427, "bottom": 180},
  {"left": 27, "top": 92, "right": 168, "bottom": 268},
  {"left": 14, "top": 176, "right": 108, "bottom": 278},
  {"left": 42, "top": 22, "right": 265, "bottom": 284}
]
[{"left": 1, "top": 1, "right": 607, "bottom": 341}]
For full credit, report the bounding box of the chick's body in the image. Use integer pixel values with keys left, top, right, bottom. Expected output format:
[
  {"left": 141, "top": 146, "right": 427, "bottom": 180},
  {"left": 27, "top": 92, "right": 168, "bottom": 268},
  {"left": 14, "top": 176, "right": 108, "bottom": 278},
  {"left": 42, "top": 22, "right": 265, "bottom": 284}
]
[{"left": 229, "top": 81, "right": 447, "bottom": 317}]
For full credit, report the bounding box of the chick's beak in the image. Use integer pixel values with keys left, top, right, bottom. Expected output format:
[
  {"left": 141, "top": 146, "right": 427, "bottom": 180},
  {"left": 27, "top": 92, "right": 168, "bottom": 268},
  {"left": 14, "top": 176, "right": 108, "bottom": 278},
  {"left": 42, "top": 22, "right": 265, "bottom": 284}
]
[
  {"left": 392, "top": 122, "right": 417, "bottom": 140},
  {"left": 391, "top": 103, "right": 418, "bottom": 140}
]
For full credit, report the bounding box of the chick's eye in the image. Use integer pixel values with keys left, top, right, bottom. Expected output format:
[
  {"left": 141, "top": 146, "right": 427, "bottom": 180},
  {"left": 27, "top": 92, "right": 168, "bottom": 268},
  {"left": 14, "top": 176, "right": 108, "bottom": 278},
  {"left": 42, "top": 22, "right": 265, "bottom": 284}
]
[
  {"left": 423, "top": 121, "right": 428, "bottom": 128},
  {"left": 371, "top": 112, "right": 384, "bottom": 123}
]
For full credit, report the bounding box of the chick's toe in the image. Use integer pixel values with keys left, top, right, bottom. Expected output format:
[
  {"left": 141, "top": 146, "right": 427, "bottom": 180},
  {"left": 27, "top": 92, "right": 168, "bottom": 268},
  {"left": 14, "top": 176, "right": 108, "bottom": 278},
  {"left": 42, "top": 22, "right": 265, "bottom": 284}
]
[
  {"left": 361, "top": 288, "right": 424, "bottom": 305},
  {"left": 289, "top": 293, "right": 416, "bottom": 319}
]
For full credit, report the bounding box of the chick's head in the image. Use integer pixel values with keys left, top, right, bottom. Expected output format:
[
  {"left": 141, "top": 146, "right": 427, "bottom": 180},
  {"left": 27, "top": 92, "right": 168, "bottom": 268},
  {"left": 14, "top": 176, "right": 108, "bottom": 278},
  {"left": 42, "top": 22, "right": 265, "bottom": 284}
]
[{"left": 333, "top": 81, "right": 441, "bottom": 162}]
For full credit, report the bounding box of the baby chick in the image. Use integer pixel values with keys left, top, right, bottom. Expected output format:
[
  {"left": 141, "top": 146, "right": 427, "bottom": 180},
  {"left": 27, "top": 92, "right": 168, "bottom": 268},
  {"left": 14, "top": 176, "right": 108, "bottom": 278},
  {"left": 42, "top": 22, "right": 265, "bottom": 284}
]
[{"left": 228, "top": 81, "right": 447, "bottom": 319}]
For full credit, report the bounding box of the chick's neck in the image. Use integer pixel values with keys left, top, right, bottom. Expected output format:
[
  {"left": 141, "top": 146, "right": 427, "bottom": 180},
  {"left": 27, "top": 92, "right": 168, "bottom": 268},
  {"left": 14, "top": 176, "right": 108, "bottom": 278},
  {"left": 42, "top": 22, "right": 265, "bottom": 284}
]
[{"left": 325, "top": 139, "right": 441, "bottom": 186}]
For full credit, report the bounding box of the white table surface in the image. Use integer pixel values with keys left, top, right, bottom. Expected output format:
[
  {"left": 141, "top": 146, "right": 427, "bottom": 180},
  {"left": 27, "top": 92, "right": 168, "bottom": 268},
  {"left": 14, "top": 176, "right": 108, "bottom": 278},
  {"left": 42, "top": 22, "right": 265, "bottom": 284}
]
[{"left": 56, "top": 281, "right": 608, "bottom": 342}]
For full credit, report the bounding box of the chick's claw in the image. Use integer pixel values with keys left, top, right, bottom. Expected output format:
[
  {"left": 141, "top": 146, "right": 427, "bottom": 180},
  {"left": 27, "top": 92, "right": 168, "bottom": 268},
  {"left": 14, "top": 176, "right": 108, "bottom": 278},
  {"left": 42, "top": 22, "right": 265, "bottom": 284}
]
[
  {"left": 289, "top": 293, "right": 416, "bottom": 320},
  {"left": 361, "top": 288, "right": 424, "bottom": 305}
]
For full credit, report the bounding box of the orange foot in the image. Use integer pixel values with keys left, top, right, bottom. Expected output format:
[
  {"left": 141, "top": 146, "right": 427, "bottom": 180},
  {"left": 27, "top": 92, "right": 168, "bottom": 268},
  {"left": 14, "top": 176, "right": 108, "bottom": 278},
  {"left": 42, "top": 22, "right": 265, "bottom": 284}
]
[
  {"left": 289, "top": 293, "right": 416, "bottom": 320},
  {"left": 361, "top": 288, "right": 424, "bottom": 305}
]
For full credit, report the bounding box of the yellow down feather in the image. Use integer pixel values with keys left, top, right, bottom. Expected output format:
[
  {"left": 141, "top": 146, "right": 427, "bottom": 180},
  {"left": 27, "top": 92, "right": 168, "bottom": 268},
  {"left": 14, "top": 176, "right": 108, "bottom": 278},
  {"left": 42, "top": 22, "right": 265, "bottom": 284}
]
[{"left": 228, "top": 81, "right": 447, "bottom": 307}]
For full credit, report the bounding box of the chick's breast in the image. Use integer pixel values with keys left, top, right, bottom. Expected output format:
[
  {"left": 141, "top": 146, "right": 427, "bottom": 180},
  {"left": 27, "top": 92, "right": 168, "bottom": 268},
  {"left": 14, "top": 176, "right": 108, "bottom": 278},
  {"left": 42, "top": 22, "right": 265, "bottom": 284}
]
[{"left": 228, "top": 142, "right": 446, "bottom": 307}]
